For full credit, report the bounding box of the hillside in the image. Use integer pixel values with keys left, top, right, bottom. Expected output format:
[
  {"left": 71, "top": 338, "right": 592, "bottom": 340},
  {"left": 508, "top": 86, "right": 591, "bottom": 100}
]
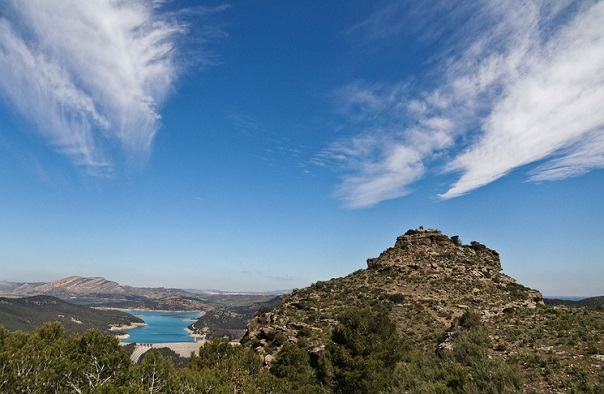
[
  {"left": 32, "top": 276, "right": 127, "bottom": 297},
  {"left": 243, "top": 228, "right": 604, "bottom": 392},
  {"left": 545, "top": 296, "right": 604, "bottom": 308},
  {"left": 189, "top": 296, "right": 282, "bottom": 341},
  {"left": 0, "top": 295, "right": 143, "bottom": 334}
]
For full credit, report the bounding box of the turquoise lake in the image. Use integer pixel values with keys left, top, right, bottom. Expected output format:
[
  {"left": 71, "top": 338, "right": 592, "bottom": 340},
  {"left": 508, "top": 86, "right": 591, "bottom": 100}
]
[{"left": 121, "top": 310, "right": 200, "bottom": 343}]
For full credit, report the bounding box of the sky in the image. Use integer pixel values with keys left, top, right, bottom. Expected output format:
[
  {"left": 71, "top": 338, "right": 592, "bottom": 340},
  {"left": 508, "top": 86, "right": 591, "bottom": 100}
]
[{"left": 0, "top": 0, "right": 603, "bottom": 296}]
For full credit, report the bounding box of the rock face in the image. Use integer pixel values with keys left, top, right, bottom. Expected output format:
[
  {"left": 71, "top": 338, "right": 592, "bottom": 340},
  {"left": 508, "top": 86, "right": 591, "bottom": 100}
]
[
  {"left": 368, "top": 228, "right": 502, "bottom": 272},
  {"left": 244, "top": 228, "right": 543, "bottom": 361}
]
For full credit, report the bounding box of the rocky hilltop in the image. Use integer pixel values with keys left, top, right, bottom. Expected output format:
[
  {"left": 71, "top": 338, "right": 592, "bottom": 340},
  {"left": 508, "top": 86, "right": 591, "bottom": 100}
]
[
  {"left": 246, "top": 228, "right": 542, "bottom": 358},
  {"left": 365, "top": 228, "right": 543, "bottom": 316}
]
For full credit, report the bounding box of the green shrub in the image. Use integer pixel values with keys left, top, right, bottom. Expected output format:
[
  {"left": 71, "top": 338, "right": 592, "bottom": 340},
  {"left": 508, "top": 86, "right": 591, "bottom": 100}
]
[
  {"left": 270, "top": 343, "right": 317, "bottom": 387},
  {"left": 256, "top": 306, "right": 273, "bottom": 316},
  {"left": 319, "top": 307, "right": 405, "bottom": 392},
  {"left": 458, "top": 309, "right": 482, "bottom": 329},
  {"left": 388, "top": 293, "right": 406, "bottom": 303},
  {"left": 450, "top": 235, "right": 462, "bottom": 246},
  {"left": 469, "top": 241, "right": 487, "bottom": 251}
]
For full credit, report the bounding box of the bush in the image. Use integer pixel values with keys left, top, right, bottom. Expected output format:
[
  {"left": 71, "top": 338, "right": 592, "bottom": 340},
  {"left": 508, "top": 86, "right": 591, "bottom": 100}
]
[
  {"left": 388, "top": 293, "right": 406, "bottom": 304},
  {"left": 256, "top": 306, "right": 273, "bottom": 316},
  {"left": 270, "top": 343, "right": 318, "bottom": 387},
  {"left": 470, "top": 241, "right": 487, "bottom": 251},
  {"left": 458, "top": 309, "right": 482, "bottom": 329}
]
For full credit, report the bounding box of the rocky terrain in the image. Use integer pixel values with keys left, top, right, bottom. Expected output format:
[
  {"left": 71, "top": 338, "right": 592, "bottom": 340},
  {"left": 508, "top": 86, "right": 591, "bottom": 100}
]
[{"left": 243, "top": 228, "right": 603, "bottom": 392}]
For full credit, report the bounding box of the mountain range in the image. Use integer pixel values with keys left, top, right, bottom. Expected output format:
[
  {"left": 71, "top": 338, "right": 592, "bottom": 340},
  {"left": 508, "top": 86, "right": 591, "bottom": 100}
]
[{"left": 0, "top": 275, "right": 280, "bottom": 311}]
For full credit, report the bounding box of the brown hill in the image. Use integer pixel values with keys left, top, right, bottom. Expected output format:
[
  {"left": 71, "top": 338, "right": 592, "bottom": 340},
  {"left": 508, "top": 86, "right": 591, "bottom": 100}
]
[{"left": 33, "top": 276, "right": 127, "bottom": 297}]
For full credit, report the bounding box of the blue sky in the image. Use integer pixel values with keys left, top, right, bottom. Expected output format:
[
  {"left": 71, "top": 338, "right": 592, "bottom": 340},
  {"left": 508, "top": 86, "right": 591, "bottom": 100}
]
[{"left": 0, "top": 1, "right": 603, "bottom": 296}]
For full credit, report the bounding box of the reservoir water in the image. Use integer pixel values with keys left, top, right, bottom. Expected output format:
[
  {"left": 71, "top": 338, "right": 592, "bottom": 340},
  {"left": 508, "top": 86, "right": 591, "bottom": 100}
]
[{"left": 121, "top": 310, "right": 200, "bottom": 343}]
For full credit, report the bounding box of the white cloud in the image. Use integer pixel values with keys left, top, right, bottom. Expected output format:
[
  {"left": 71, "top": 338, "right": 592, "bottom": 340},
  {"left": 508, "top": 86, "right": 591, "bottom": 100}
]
[
  {"left": 440, "top": 1, "right": 604, "bottom": 198},
  {"left": 529, "top": 128, "right": 604, "bottom": 181},
  {"left": 0, "top": 0, "right": 191, "bottom": 173},
  {"left": 328, "top": 0, "right": 604, "bottom": 206},
  {"left": 327, "top": 131, "right": 425, "bottom": 208}
]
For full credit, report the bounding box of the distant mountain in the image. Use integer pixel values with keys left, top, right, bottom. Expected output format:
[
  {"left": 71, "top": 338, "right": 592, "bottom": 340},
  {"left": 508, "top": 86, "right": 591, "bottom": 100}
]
[
  {"left": 0, "top": 281, "right": 23, "bottom": 293},
  {"left": 33, "top": 276, "right": 127, "bottom": 297},
  {"left": 98, "top": 295, "right": 214, "bottom": 311},
  {"left": 0, "top": 276, "right": 217, "bottom": 311},
  {"left": 188, "top": 289, "right": 290, "bottom": 296},
  {"left": 544, "top": 295, "right": 604, "bottom": 308},
  {"left": 0, "top": 295, "right": 143, "bottom": 333},
  {"left": 0, "top": 276, "right": 288, "bottom": 324},
  {"left": 2, "top": 276, "right": 191, "bottom": 298}
]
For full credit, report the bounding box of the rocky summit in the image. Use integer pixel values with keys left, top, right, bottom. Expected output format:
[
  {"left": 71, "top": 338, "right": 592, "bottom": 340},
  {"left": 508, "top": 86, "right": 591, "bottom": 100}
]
[{"left": 245, "top": 228, "right": 542, "bottom": 359}]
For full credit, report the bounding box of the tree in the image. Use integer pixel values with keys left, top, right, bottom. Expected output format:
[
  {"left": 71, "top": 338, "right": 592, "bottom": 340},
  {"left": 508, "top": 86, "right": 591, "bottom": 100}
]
[
  {"left": 270, "top": 343, "right": 317, "bottom": 387},
  {"left": 134, "top": 349, "right": 175, "bottom": 393},
  {"left": 320, "top": 307, "right": 405, "bottom": 393},
  {"left": 189, "top": 338, "right": 262, "bottom": 391},
  {"left": 66, "top": 329, "right": 133, "bottom": 390}
]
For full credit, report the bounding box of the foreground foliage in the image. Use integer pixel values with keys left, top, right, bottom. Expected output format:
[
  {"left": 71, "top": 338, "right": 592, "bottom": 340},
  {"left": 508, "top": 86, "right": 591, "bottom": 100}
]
[{"left": 1, "top": 303, "right": 603, "bottom": 393}]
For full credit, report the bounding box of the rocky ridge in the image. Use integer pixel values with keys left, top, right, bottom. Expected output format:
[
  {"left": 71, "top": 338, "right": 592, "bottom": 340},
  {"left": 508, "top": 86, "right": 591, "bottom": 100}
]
[{"left": 33, "top": 276, "right": 127, "bottom": 297}]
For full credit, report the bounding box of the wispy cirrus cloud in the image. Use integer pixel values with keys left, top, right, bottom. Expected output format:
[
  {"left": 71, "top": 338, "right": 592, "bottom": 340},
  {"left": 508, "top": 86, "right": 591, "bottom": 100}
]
[
  {"left": 0, "top": 0, "right": 221, "bottom": 174},
  {"left": 326, "top": 0, "right": 604, "bottom": 207}
]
